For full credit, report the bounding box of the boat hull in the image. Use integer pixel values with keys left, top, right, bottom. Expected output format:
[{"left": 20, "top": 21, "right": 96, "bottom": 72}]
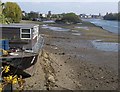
[{"left": 1, "top": 53, "right": 38, "bottom": 70}]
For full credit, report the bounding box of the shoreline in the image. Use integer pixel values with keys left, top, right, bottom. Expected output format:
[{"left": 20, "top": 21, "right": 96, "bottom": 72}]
[{"left": 82, "top": 19, "right": 119, "bottom": 35}]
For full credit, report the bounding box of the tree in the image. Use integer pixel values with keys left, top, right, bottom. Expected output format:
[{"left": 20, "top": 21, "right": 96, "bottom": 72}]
[
  {"left": 0, "top": 1, "right": 2, "bottom": 14},
  {"left": 0, "top": 14, "right": 10, "bottom": 24},
  {"left": 103, "top": 13, "right": 118, "bottom": 20},
  {"left": 61, "top": 13, "right": 81, "bottom": 24},
  {"left": 27, "top": 11, "right": 39, "bottom": 20},
  {"left": 0, "top": 1, "right": 9, "bottom": 24},
  {"left": 3, "top": 2, "right": 22, "bottom": 23}
]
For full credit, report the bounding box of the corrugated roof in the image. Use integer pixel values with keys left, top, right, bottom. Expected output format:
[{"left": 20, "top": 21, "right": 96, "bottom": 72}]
[{"left": 0, "top": 23, "right": 39, "bottom": 28}]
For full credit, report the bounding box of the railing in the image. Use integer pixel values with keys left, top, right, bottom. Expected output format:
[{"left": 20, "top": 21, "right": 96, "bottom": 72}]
[{"left": 32, "top": 35, "right": 44, "bottom": 53}]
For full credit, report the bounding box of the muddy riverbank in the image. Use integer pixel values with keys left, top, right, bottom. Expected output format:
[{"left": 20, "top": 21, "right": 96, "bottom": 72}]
[{"left": 24, "top": 22, "right": 118, "bottom": 90}]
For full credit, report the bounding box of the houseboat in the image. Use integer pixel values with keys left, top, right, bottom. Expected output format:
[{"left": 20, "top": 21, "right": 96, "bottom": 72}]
[{"left": 0, "top": 23, "right": 44, "bottom": 70}]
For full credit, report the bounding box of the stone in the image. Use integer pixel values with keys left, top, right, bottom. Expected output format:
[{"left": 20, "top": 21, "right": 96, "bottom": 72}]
[{"left": 48, "top": 75, "right": 55, "bottom": 83}]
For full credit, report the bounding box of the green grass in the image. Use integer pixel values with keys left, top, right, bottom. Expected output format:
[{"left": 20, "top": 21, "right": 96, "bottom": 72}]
[{"left": 20, "top": 20, "right": 44, "bottom": 25}]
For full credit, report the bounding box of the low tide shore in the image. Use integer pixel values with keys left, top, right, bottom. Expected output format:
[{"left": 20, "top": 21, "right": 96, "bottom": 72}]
[{"left": 24, "top": 21, "right": 118, "bottom": 90}]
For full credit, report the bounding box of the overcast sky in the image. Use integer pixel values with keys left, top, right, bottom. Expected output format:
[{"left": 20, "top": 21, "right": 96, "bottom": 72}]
[{"left": 2, "top": 0, "right": 119, "bottom": 15}]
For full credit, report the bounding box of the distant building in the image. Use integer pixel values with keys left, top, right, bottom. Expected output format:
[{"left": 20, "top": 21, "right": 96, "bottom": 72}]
[
  {"left": 47, "top": 11, "right": 52, "bottom": 18},
  {"left": 42, "top": 14, "right": 47, "bottom": 18},
  {"left": 87, "top": 15, "right": 92, "bottom": 18},
  {"left": 91, "top": 14, "right": 103, "bottom": 19},
  {"left": 80, "top": 14, "right": 86, "bottom": 18},
  {"left": 48, "top": 11, "right": 51, "bottom": 16},
  {"left": 80, "top": 14, "right": 92, "bottom": 19},
  {"left": 80, "top": 13, "right": 103, "bottom": 19},
  {"left": 92, "top": 15, "right": 99, "bottom": 18},
  {"left": 39, "top": 13, "right": 47, "bottom": 18}
]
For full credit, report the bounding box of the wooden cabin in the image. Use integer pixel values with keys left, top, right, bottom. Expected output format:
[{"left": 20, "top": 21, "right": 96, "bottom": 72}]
[{"left": 0, "top": 23, "right": 40, "bottom": 50}]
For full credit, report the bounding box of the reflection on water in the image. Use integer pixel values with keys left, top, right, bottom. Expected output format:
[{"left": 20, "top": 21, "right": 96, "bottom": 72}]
[
  {"left": 92, "top": 40, "right": 118, "bottom": 52},
  {"left": 41, "top": 24, "right": 70, "bottom": 31}
]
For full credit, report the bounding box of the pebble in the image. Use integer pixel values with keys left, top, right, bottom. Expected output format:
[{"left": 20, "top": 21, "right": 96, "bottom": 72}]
[
  {"left": 64, "top": 61, "right": 67, "bottom": 63},
  {"left": 58, "top": 52, "right": 65, "bottom": 55},
  {"left": 48, "top": 75, "right": 55, "bottom": 83},
  {"left": 101, "top": 76, "right": 104, "bottom": 79},
  {"left": 54, "top": 47, "right": 58, "bottom": 50},
  {"left": 106, "top": 81, "right": 110, "bottom": 84}
]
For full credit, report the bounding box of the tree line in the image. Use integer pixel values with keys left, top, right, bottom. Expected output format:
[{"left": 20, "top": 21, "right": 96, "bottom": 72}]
[
  {"left": 1, "top": 1, "right": 81, "bottom": 24},
  {"left": 1, "top": 1, "right": 120, "bottom": 24},
  {"left": 103, "top": 12, "right": 120, "bottom": 21},
  {"left": 22, "top": 11, "right": 81, "bottom": 24}
]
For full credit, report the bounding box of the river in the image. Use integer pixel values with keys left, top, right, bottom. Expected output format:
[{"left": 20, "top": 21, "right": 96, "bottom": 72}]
[{"left": 82, "top": 19, "right": 119, "bottom": 34}]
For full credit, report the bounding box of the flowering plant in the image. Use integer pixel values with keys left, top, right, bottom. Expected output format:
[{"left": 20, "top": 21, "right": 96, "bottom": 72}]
[{"left": 0, "top": 65, "right": 25, "bottom": 91}]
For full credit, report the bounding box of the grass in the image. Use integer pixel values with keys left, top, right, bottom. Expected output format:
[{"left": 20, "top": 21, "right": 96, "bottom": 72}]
[
  {"left": 20, "top": 20, "right": 44, "bottom": 25},
  {"left": 74, "top": 26, "right": 118, "bottom": 42}
]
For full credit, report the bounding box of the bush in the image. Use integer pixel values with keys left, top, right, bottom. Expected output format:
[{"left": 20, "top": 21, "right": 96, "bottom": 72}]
[
  {"left": 61, "top": 13, "right": 81, "bottom": 24},
  {"left": 103, "top": 13, "right": 119, "bottom": 21}
]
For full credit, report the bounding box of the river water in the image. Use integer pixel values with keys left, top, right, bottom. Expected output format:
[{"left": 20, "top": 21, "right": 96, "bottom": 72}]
[
  {"left": 82, "top": 19, "right": 119, "bottom": 34},
  {"left": 82, "top": 19, "right": 119, "bottom": 52}
]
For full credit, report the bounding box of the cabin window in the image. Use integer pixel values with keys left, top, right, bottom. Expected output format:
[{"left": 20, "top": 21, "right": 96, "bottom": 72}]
[
  {"left": 21, "top": 34, "right": 31, "bottom": 38},
  {"left": 20, "top": 28, "right": 31, "bottom": 39},
  {"left": 22, "top": 29, "right": 30, "bottom": 33}
]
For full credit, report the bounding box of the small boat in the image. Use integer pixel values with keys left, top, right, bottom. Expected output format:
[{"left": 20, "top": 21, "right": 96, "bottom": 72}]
[
  {"left": 0, "top": 35, "right": 44, "bottom": 70},
  {"left": 1, "top": 52, "right": 38, "bottom": 70}
]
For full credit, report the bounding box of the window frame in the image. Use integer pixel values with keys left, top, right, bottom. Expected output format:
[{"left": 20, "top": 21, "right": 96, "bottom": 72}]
[{"left": 20, "top": 28, "right": 31, "bottom": 39}]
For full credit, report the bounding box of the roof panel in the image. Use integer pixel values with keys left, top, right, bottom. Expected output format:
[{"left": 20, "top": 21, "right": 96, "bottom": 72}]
[{"left": 0, "top": 23, "right": 39, "bottom": 28}]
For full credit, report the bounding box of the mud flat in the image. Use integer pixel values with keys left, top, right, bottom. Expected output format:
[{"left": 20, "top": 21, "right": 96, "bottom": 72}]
[{"left": 24, "top": 22, "right": 118, "bottom": 90}]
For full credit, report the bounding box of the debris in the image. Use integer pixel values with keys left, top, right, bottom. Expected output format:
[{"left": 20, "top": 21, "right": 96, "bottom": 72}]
[
  {"left": 54, "top": 47, "right": 58, "bottom": 50},
  {"left": 48, "top": 74, "right": 55, "bottom": 83}
]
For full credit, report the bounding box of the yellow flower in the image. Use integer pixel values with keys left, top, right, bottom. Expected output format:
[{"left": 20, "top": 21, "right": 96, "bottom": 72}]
[
  {"left": 4, "top": 75, "right": 19, "bottom": 84},
  {"left": 12, "top": 75, "right": 18, "bottom": 84},
  {"left": 0, "top": 84, "right": 3, "bottom": 92},
  {"left": 3, "top": 75, "right": 25, "bottom": 90},
  {"left": 4, "top": 75, "right": 13, "bottom": 83},
  {"left": 9, "top": 75, "right": 12, "bottom": 80},
  {"left": 0, "top": 87, "right": 2, "bottom": 92},
  {"left": 12, "top": 78, "right": 18, "bottom": 84},
  {"left": 4, "top": 66, "right": 10, "bottom": 73}
]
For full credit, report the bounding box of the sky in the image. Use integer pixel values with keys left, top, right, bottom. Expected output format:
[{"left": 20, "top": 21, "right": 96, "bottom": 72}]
[
  {"left": 2, "top": 0, "right": 120, "bottom": 2},
  {"left": 2, "top": 0, "right": 119, "bottom": 15}
]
